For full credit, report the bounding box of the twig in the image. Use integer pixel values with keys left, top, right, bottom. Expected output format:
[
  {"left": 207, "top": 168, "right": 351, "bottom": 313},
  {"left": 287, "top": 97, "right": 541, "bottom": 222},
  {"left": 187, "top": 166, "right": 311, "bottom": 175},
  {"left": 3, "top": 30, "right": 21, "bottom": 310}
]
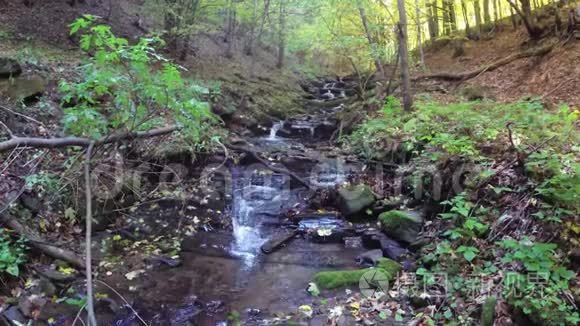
[
  {"left": 0, "top": 104, "right": 45, "bottom": 127},
  {"left": 84, "top": 142, "right": 97, "bottom": 326},
  {"left": 72, "top": 303, "right": 88, "bottom": 326},
  {"left": 95, "top": 280, "right": 149, "bottom": 326},
  {"left": 0, "top": 120, "right": 13, "bottom": 138}
]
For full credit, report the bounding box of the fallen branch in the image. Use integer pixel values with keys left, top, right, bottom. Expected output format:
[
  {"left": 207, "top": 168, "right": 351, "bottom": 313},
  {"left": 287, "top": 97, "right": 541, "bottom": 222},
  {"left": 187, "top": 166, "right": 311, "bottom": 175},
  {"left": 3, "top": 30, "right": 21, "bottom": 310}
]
[
  {"left": 0, "top": 126, "right": 178, "bottom": 153},
  {"left": 226, "top": 144, "right": 311, "bottom": 189},
  {"left": 0, "top": 212, "right": 86, "bottom": 269},
  {"left": 413, "top": 43, "right": 555, "bottom": 82}
]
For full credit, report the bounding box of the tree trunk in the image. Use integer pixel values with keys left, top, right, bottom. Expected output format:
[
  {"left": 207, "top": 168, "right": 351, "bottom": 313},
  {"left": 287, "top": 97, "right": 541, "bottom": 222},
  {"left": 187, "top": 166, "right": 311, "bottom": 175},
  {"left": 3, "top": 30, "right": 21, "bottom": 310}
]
[
  {"left": 483, "top": 0, "right": 491, "bottom": 23},
  {"left": 244, "top": 0, "right": 259, "bottom": 55},
  {"left": 443, "top": 1, "right": 451, "bottom": 34},
  {"left": 508, "top": 0, "right": 543, "bottom": 38},
  {"left": 276, "top": 0, "right": 286, "bottom": 69},
  {"left": 415, "top": 0, "right": 425, "bottom": 67},
  {"left": 225, "top": 0, "right": 236, "bottom": 58},
  {"left": 461, "top": 0, "right": 472, "bottom": 36},
  {"left": 358, "top": 0, "right": 387, "bottom": 78},
  {"left": 429, "top": 1, "right": 440, "bottom": 38},
  {"left": 474, "top": 0, "right": 483, "bottom": 32},
  {"left": 493, "top": 0, "right": 499, "bottom": 23},
  {"left": 448, "top": 0, "right": 457, "bottom": 31},
  {"left": 396, "top": 0, "right": 413, "bottom": 111}
]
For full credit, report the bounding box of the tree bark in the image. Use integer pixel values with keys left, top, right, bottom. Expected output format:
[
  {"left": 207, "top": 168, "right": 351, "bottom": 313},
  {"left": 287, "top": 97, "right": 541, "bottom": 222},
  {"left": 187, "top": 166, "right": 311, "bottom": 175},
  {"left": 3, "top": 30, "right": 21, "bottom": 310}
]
[
  {"left": 276, "top": 0, "right": 286, "bottom": 69},
  {"left": 358, "top": 1, "right": 387, "bottom": 78},
  {"left": 415, "top": 0, "right": 425, "bottom": 67},
  {"left": 507, "top": 0, "right": 543, "bottom": 38},
  {"left": 462, "top": 0, "right": 472, "bottom": 36},
  {"left": 483, "top": 0, "right": 491, "bottom": 23},
  {"left": 396, "top": 0, "right": 413, "bottom": 111},
  {"left": 474, "top": 0, "right": 483, "bottom": 32}
]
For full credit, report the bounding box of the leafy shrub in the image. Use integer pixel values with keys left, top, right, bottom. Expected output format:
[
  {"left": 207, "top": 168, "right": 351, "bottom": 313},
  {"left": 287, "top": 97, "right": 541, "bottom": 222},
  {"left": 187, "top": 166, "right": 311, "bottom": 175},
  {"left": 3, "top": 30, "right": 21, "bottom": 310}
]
[
  {"left": 500, "top": 238, "right": 578, "bottom": 325},
  {"left": 60, "top": 15, "right": 217, "bottom": 146},
  {"left": 0, "top": 229, "right": 27, "bottom": 277}
]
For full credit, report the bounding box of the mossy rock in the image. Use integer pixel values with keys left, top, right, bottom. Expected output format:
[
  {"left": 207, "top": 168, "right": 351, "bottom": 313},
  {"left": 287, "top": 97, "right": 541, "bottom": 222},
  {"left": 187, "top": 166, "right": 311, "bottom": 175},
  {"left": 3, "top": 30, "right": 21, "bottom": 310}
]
[
  {"left": 337, "top": 184, "right": 376, "bottom": 218},
  {"left": 378, "top": 210, "right": 423, "bottom": 244},
  {"left": 0, "top": 75, "right": 46, "bottom": 101},
  {"left": 313, "top": 258, "right": 401, "bottom": 289},
  {"left": 480, "top": 296, "right": 497, "bottom": 326}
]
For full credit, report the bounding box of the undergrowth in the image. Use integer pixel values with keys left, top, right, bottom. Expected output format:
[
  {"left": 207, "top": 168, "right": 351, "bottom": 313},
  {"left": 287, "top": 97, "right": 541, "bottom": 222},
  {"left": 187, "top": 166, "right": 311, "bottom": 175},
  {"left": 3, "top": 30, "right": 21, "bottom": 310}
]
[{"left": 347, "top": 97, "right": 579, "bottom": 325}]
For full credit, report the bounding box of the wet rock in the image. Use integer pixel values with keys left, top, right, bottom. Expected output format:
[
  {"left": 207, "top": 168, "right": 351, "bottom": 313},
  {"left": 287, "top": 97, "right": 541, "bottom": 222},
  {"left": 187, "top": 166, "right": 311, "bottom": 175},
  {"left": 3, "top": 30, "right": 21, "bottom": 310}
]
[
  {"left": 19, "top": 191, "right": 41, "bottom": 213},
  {"left": 38, "top": 277, "right": 58, "bottom": 296},
  {"left": 356, "top": 249, "right": 384, "bottom": 267},
  {"left": 261, "top": 230, "right": 298, "bottom": 254},
  {"left": 2, "top": 306, "right": 27, "bottom": 325},
  {"left": 361, "top": 229, "right": 407, "bottom": 261},
  {"left": 18, "top": 295, "right": 47, "bottom": 319},
  {"left": 0, "top": 75, "right": 47, "bottom": 102},
  {"left": 171, "top": 302, "right": 204, "bottom": 324},
  {"left": 343, "top": 236, "right": 363, "bottom": 248},
  {"left": 378, "top": 210, "right": 423, "bottom": 244},
  {"left": 0, "top": 58, "right": 22, "bottom": 78},
  {"left": 146, "top": 255, "right": 182, "bottom": 268},
  {"left": 336, "top": 184, "right": 376, "bottom": 218}
]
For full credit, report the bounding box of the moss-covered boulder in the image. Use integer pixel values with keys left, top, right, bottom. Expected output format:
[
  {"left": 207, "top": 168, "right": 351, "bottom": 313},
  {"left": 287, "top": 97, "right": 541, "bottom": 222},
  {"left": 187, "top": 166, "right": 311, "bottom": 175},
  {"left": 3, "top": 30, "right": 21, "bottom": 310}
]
[
  {"left": 336, "top": 184, "right": 376, "bottom": 218},
  {"left": 378, "top": 210, "right": 423, "bottom": 244},
  {"left": 480, "top": 296, "right": 497, "bottom": 326},
  {"left": 313, "top": 258, "right": 401, "bottom": 289}
]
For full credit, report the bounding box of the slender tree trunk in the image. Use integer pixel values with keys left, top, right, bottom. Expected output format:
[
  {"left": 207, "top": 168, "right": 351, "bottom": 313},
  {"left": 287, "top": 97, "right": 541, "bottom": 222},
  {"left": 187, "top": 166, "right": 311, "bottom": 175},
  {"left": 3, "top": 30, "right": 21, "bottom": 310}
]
[
  {"left": 415, "top": 0, "right": 425, "bottom": 67},
  {"left": 483, "top": 0, "right": 491, "bottom": 24},
  {"left": 462, "top": 0, "right": 472, "bottom": 36},
  {"left": 225, "top": 0, "right": 236, "bottom": 58},
  {"left": 245, "top": 0, "right": 259, "bottom": 55},
  {"left": 358, "top": 0, "right": 387, "bottom": 78},
  {"left": 443, "top": 1, "right": 451, "bottom": 34},
  {"left": 510, "top": 5, "right": 517, "bottom": 28},
  {"left": 396, "top": 0, "right": 413, "bottom": 111},
  {"left": 493, "top": 0, "right": 499, "bottom": 23},
  {"left": 474, "top": 0, "right": 483, "bottom": 32},
  {"left": 276, "top": 0, "right": 286, "bottom": 68},
  {"left": 429, "top": 1, "right": 440, "bottom": 39},
  {"left": 448, "top": 1, "right": 457, "bottom": 31}
]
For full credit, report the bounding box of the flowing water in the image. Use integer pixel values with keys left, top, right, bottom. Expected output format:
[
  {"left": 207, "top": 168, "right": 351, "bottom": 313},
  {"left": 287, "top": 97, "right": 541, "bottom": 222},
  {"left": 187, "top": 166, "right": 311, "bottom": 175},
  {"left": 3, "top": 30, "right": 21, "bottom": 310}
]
[{"left": 111, "top": 78, "right": 367, "bottom": 324}]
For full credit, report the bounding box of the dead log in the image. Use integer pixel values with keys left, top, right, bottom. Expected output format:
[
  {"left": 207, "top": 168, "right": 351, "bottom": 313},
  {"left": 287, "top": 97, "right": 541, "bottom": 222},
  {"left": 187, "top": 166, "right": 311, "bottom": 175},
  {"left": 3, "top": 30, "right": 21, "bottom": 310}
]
[
  {"left": 226, "top": 144, "right": 310, "bottom": 189},
  {"left": 0, "top": 213, "right": 86, "bottom": 269},
  {"left": 413, "top": 43, "right": 555, "bottom": 81},
  {"left": 0, "top": 126, "right": 178, "bottom": 153}
]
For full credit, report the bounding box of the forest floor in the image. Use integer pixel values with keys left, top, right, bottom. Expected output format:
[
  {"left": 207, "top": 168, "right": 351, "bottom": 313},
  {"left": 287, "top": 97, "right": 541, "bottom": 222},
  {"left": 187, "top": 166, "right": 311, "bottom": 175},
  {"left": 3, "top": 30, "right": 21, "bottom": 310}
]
[{"left": 418, "top": 21, "right": 580, "bottom": 107}]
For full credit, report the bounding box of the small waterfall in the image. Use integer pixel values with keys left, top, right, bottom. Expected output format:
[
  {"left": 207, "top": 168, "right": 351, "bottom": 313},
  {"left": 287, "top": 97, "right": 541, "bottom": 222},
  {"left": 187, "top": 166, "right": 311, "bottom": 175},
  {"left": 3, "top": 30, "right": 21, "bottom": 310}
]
[{"left": 268, "top": 121, "right": 284, "bottom": 140}]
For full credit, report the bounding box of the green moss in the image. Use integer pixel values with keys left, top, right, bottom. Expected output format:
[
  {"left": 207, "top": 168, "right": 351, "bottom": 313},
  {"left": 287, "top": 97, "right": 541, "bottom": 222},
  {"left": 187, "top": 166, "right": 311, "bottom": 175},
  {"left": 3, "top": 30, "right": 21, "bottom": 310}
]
[
  {"left": 313, "top": 258, "right": 401, "bottom": 289},
  {"left": 378, "top": 210, "right": 423, "bottom": 243},
  {"left": 480, "top": 296, "right": 497, "bottom": 326}
]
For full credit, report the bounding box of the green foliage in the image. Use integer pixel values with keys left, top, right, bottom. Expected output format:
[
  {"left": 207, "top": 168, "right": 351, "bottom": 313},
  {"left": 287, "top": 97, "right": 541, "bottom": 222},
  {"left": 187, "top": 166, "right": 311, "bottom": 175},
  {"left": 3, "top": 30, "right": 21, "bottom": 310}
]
[
  {"left": 440, "top": 194, "right": 489, "bottom": 240},
  {"left": 0, "top": 229, "right": 27, "bottom": 277},
  {"left": 25, "top": 171, "right": 60, "bottom": 194},
  {"left": 61, "top": 16, "right": 216, "bottom": 146},
  {"left": 349, "top": 99, "right": 577, "bottom": 163},
  {"left": 500, "top": 238, "right": 578, "bottom": 325}
]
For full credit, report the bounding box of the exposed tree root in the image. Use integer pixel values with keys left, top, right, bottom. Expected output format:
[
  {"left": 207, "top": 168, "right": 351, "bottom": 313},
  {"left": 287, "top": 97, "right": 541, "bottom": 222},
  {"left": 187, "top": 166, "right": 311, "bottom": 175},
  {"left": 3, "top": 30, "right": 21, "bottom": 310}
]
[
  {"left": 413, "top": 43, "right": 555, "bottom": 81},
  {"left": 0, "top": 212, "right": 86, "bottom": 269}
]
